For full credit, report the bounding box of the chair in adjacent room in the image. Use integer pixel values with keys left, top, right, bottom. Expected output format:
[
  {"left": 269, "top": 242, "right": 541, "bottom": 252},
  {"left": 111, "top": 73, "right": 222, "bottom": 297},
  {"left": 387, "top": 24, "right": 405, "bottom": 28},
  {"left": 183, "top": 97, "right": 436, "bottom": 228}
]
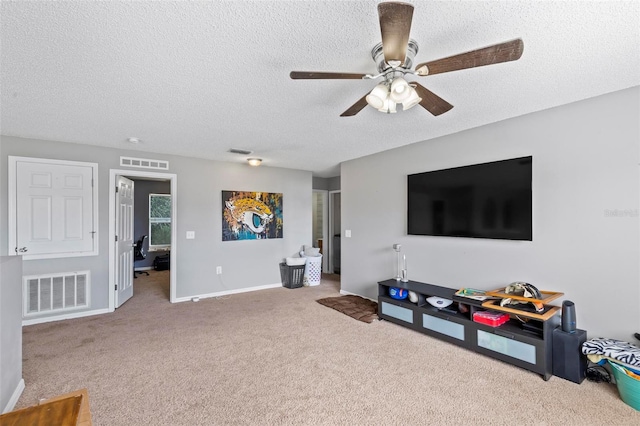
[{"left": 134, "top": 235, "right": 149, "bottom": 278}]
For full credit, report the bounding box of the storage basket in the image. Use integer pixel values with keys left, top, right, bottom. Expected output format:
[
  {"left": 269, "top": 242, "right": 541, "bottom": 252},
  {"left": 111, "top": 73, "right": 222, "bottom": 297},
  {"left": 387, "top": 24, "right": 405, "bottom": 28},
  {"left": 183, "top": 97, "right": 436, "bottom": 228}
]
[
  {"left": 303, "top": 255, "right": 322, "bottom": 286},
  {"left": 285, "top": 257, "right": 306, "bottom": 266},
  {"left": 279, "top": 262, "right": 305, "bottom": 289},
  {"left": 610, "top": 361, "right": 640, "bottom": 411}
]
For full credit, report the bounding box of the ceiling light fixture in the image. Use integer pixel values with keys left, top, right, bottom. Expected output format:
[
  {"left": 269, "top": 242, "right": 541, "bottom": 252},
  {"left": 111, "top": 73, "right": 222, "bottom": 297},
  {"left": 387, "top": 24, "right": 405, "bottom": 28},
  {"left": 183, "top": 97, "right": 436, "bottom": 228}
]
[
  {"left": 365, "top": 76, "right": 421, "bottom": 114},
  {"left": 378, "top": 96, "right": 396, "bottom": 114},
  {"left": 402, "top": 85, "right": 422, "bottom": 110},
  {"left": 247, "top": 158, "right": 262, "bottom": 167},
  {"left": 389, "top": 77, "right": 411, "bottom": 103},
  {"left": 365, "top": 83, "right": 389, "bottom": 110}
]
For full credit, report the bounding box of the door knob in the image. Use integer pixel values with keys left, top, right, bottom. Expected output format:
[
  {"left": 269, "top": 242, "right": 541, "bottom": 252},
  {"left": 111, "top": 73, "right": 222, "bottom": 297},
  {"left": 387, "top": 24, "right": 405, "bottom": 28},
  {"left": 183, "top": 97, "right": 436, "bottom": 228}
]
[{"left": 15, "top": 247, "right": 28, "bottom": 253}]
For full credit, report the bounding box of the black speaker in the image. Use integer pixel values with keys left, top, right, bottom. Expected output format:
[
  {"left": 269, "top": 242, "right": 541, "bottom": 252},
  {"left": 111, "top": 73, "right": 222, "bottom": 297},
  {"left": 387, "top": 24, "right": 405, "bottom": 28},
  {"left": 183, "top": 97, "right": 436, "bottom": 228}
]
[
  {"left": 552, "top": 328, "right": 587, "bottom": 383},
  {"left": 561, "top": 300, "right": 576, "bottom": 332}
]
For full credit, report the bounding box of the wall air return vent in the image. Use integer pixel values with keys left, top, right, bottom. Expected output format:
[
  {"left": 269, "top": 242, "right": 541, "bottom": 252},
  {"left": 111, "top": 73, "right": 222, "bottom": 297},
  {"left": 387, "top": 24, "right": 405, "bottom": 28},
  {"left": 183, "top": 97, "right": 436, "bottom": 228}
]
[
  {"left": 120, "top": 156, "right": 169, "bottom": 171},
  {"left": 23, "top": 271, "right": 90, "bottom": 317}
]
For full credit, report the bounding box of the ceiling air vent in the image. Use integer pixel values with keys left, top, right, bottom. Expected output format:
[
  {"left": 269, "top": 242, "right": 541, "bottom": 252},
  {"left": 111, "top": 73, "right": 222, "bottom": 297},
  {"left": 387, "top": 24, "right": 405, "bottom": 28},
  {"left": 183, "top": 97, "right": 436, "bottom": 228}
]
[
  {"left": 228, "top": 148, "right": 253, "bottom": 155},
  {"left": 120, "top": 156, "right": 169, "bottom": 170}
]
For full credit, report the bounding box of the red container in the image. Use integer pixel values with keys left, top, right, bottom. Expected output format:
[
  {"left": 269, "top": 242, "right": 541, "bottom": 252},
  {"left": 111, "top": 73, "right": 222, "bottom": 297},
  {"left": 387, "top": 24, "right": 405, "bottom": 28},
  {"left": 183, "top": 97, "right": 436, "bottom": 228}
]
[{"left": 473, "top": 311, "right": 510, "bottom": 327}]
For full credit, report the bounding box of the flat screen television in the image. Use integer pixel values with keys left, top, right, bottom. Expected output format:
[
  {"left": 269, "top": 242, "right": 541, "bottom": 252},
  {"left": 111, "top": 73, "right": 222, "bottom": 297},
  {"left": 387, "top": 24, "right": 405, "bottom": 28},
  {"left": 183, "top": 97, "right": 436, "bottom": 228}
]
[{"left": 407, "top": 156, "right": 532, "bottom": 241}]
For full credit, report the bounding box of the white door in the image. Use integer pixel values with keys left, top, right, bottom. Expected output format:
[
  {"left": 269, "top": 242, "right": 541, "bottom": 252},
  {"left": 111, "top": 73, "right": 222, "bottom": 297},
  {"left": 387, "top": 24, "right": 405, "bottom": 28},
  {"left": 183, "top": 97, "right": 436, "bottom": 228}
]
[
  {"left": 16, "top": 160, "right": 94, "bottom": 256},
  {"left": 115, "top": 176, "right": 134, "bottom": 308}
]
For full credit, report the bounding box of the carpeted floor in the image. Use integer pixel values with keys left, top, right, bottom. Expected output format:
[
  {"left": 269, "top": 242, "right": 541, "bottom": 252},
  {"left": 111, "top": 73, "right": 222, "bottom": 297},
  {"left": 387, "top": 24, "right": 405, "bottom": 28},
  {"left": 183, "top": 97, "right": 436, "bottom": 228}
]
[{"left": 14, "top": 271, "right": 640, "bottom": 425}]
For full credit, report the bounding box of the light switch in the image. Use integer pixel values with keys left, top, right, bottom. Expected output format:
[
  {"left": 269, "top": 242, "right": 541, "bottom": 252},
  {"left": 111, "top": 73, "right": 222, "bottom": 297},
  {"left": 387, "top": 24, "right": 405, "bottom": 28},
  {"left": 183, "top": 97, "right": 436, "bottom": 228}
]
[
  {"left": 345, "top": 230, "right": 351, "bottom": 238},
  {"left": 186, "top": 231, "right": 195, "bottom": 239}
]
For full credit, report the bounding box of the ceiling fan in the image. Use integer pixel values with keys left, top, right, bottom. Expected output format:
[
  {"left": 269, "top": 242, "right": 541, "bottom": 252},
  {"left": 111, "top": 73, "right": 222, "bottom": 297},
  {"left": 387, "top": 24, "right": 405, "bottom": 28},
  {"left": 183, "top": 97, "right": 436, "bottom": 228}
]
[{"left": 290, "top": 1, "right": 524, "bottom": 117}]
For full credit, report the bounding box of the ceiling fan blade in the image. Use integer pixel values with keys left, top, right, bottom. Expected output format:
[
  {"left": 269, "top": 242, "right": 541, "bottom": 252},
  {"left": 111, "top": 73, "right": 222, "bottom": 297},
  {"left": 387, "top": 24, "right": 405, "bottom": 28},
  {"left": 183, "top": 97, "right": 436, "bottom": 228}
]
[
  {"left": 378, "top": 2, "right": 414, "bottom": 67},
  {"left": 414, "top": 38, "right": 524, "bottom": 76},
  {"left": 340, "top": 94, "right": 369, "bottom": 117},
  {"left": 290, "top": 71, "right": 367, "bottom": 80},
  {"left": 413, "top": 83, "right": 454, "bottom": 116}
]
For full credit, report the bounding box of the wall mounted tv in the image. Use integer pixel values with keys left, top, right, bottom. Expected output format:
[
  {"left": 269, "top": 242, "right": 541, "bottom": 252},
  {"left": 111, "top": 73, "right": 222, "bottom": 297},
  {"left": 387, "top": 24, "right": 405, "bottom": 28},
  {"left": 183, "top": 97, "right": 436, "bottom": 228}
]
[{"left": 407, "top": 156, "right": 532, "bottom": 241}]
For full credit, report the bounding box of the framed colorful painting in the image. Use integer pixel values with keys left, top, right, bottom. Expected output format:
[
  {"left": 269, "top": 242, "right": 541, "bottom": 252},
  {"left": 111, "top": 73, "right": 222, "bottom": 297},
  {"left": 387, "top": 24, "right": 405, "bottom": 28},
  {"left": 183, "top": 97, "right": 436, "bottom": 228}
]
[{"left": 222, "top": 191, "right": 283, "bottom": 241}]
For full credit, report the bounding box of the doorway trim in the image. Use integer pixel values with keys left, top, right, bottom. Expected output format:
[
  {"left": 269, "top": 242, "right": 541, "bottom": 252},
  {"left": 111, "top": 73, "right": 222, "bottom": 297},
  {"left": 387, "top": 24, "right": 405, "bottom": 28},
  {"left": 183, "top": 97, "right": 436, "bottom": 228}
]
[
  {"left": 313, "top": 189, "right": 330, "bottom": 273},
  {"left": 328, "top": 190, "right": 341, "bottom": 274},
  {"left": 108, "top": 169, "right": 178, "bottom": 311}
]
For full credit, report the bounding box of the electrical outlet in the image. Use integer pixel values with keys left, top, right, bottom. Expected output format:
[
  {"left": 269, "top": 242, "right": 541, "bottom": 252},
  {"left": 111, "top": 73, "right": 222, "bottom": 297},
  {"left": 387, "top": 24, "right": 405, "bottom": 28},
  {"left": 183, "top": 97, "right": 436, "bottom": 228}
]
[{"left": 216, "top": 266, "right": 222, "bottom": 275}]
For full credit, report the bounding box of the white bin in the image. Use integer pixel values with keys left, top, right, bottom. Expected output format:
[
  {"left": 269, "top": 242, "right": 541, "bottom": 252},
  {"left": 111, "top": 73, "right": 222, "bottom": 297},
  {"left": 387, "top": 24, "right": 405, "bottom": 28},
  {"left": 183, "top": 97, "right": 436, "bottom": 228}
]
[{"left": 303, "top": 255, "right": 322, "bottom": 286}]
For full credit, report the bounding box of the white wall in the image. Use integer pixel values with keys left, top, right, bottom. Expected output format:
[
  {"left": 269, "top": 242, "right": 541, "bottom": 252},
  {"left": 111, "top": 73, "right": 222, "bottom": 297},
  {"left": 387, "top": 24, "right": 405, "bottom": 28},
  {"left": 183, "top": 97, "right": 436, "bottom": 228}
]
[
  {"left": 312, "top": 176, "right": 340, "bottom": 192},
  {"left": 340, "top": 87, "right": 640, "bottom": 341},
  {"left": 0, "top": 137, "right": 312, "bottom": 318},
  {"left": 169, "top": 155, "right": 311, "bottom": 298}
]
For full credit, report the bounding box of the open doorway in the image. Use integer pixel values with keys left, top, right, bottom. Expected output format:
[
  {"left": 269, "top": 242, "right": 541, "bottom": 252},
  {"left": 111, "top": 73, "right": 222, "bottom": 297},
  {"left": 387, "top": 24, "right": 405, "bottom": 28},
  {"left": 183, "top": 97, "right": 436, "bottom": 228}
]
[
  {"left": 133, "top": 178, "right": 171, "bottom": 277},
  {"left": 328, "top": 190, "right": 341, "bottom": 274},
  {"left": 312, "top": 190, "right": 329, "bottom": 272},
  {"left": 108, "top": 169, "right": 177, "bottom": 311}
]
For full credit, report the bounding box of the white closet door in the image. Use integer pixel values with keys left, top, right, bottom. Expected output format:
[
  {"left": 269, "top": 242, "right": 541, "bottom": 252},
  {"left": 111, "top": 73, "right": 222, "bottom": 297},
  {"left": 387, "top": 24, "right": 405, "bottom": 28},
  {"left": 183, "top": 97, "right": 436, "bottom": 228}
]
[{"left": 16, "top": 160, "right": 94, "bottom": 256}]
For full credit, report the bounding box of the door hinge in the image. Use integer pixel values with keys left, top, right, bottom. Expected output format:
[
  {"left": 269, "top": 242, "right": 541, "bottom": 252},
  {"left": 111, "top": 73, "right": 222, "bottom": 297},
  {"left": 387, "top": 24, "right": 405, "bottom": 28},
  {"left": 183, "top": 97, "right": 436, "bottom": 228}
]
[
  {"left": 115, "top": 235, "right": 118, "bottom": 242},
  {"left": 115, "top": 284, "right": 118, "bottom": 291},
  {"left": 116, "top": 186, "right": 119, "bottom": 193},
  {"left": 91, "top": 179, "right": 94, "bottom": 187}
]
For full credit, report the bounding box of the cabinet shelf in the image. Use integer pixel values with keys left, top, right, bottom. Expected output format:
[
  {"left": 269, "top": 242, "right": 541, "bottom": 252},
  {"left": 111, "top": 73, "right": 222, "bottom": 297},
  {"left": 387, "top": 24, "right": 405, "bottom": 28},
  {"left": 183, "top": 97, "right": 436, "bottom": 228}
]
[
  {"left": 481, "top": 299, "right": 561, "bottom": 321},
  {"left": 482, "top": 317, "right": 544, "bottom": 340},
  {"left": 485, "top": 288, "right": 563, "bottom": 304},
  {"left": 419, "top": 304, "right": 467, "bottom": 321}
]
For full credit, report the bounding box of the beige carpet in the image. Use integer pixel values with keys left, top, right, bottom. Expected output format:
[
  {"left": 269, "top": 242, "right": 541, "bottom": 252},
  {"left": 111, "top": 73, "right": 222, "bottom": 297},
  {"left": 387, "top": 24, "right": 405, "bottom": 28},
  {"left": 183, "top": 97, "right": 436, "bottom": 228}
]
[{"left": 15, "top": 271, "right": 639, "bottom": 425}]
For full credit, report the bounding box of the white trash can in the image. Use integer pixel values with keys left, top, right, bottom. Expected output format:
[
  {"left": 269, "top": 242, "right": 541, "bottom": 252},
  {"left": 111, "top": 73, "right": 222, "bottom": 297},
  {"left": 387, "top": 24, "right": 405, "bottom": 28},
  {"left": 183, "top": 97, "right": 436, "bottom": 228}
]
[{"left": 303, "top": 255, "right": 323, "bottom": 286}]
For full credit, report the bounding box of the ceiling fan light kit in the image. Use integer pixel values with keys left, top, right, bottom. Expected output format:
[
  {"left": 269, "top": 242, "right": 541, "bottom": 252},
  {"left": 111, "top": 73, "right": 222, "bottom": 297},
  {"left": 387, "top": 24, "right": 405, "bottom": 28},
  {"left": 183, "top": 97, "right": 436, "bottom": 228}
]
[
  {"left": 290, "top": 1, "right": 524, "bottom": 117},
  {"left": 378, "top": 96, "right": 397, "bottom": 114},
  {"left": 247, "top": 158, "right": 262, "bottom": 167},
  {"left": 366, "top": 83, "right": 389, "bottom": 109},
  {"left": 402, "top": 87, "right": 422, "bottom": 110},
  {"left": 389, "top": 77, "right": 411, "bottom": 103},
  {"left": 365, "top": 77, "right": 419, "bottom": 113}
]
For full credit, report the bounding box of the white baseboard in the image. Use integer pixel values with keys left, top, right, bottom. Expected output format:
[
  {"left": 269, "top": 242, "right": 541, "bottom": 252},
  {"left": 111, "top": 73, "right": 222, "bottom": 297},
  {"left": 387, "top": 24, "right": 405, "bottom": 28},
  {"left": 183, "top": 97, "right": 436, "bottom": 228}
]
[
  {"left": 2, "top": 378, "right": 24, "bottom": 414},
  {"left": 134, "top": 266, "right": 154, "bottom": 271},
  {"left": 22, "top": 308, "right": 110, "bottom": 326},
  {"left": 173, "top": 283, "right": 282, "bottom": 303},
  {"left": 339, "top": 289, "right": 377, "bottom": 302}
]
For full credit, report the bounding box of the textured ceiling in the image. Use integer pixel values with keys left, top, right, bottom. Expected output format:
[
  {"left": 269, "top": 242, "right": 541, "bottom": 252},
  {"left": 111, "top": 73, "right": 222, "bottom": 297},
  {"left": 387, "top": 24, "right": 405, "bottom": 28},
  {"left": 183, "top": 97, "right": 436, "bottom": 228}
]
[{"left": 1, "top": 1, "right": 639, "bottom": 177}]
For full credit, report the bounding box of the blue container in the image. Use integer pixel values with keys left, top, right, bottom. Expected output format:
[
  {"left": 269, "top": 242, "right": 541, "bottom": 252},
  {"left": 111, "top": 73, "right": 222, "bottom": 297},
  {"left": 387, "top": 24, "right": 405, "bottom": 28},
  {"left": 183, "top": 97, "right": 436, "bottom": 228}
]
[
  {"left": 389, "top": 287, "right": 408, "bottom": 300},
  {"left": 610, "top": 361, "right": 640, "bottom": 411}
]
